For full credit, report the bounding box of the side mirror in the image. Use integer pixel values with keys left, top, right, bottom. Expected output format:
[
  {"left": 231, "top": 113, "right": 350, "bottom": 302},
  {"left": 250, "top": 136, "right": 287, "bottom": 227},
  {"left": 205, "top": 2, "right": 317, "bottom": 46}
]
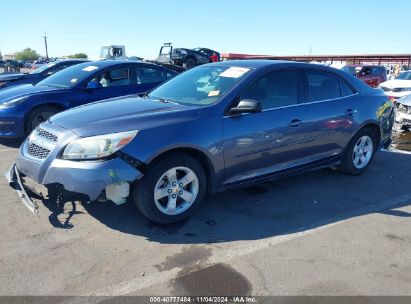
[
  {"left": 86, "top": 81, "right": 103, "bottom": 89},
  {"left": 229, "top": 99, "right": 262, "bottom": 115}
]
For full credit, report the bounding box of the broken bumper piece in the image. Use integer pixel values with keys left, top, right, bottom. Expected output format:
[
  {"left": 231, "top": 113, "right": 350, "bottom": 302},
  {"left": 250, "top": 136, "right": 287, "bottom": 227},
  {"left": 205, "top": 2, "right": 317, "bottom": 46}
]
[{"left": 5, "top": 163, "right": 38, "bottom": 214}]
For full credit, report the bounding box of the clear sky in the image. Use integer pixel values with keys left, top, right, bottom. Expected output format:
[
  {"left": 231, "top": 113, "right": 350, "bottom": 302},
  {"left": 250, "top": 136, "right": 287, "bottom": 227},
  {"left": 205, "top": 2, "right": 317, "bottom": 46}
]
[{"left": 0, "top": 0, "right": 410, "bottom": 59}]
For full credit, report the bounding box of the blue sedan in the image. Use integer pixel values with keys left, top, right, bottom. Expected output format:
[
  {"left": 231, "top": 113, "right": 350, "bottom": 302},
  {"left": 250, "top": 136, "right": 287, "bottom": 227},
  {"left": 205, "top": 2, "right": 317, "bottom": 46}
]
[
  {"left": 0, "top": 60, "right": 178, "bottom": 137},
  {"left": 7, "top": 60, "right": 394, "bottom": 224}
]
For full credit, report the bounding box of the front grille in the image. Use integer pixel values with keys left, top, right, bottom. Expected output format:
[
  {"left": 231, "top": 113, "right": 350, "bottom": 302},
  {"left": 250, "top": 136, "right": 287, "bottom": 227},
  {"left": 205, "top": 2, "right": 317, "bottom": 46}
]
[
  {"left": 37, "top": 127, "right": 58, "bottom": 142},
  {"left": 25, "top": 126, "right": 58, "bottom": 159},
  {"left": 27, "top": 143, "right": 51, "bottom": 159}
]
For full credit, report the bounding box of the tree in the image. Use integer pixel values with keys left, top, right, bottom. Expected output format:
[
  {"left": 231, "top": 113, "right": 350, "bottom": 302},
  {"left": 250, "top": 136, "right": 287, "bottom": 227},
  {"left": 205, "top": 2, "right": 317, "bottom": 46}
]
[
  {"left": 0, "top": 51, "right": 2, "bottom": 60},
  {"left": 67, "top": 53, "right": 88, "bottom": 59},
  {"left": 15, "top": 48, "right": 40, "bottom": 61}
]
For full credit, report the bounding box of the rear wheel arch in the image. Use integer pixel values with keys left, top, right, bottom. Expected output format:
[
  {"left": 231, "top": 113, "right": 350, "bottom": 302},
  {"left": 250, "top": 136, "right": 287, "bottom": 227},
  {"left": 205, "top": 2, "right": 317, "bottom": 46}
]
[
  {"left": 355, "top": 123, "right": 381, "bottom": 149},
  {"left": 339, "top": 126, "right": 379, "bottom": 175}
]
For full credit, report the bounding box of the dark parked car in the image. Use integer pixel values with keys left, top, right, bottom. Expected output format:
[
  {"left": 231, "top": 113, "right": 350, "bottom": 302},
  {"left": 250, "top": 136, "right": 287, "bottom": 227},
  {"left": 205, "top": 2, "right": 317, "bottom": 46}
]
[
  {"left": 0, "top": 60, "right": 178, "bottom": 137},
  {"left": 158, "top": 43, "right": 220, "bottom": 69},
  {"left": 0, "top": 59, "right": 89, "bottom": 89},
  {"left": 0, "top": 60, "right": 5, "bottom": 68},
  {"left": 7, "top": 60, "right": 394, "bottom": 224}
]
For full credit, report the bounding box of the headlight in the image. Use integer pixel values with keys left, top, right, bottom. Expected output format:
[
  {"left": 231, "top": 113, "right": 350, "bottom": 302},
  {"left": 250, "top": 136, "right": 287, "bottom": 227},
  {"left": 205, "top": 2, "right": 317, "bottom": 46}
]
[
  {"left": 0, "top": 96, "right": 28, "bottom": 109},
  {"left": 180, "top": 50, "right": 187, "bottom": 55},
  {"left": 63, "top": 130, "right": 138, "bottom": 160}
]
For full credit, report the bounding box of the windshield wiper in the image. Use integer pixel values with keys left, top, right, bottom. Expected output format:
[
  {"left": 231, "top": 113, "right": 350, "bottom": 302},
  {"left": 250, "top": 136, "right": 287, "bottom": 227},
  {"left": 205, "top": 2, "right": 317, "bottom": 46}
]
[
  {"left": 148, "top": 95, "right": 179, "bottom": 104},
  {"left": 137, "top": 93, "right": 170, "bottom": 103},
  {"left": 138, "top": 92, "right": 150, "bottom": 98}
]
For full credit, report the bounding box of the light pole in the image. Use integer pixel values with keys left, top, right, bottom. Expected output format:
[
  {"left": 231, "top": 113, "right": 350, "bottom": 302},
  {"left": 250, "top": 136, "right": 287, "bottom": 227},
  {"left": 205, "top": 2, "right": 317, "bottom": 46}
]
[{"left": 42, "top": 32, "right": 49, "bottom": 60}]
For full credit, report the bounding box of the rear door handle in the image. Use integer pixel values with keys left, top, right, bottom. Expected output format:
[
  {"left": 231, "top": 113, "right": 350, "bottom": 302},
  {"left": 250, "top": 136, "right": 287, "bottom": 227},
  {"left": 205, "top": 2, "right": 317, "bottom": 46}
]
[
  {"left": 290, "top": 119, "right": 302, "bottom": 127},
  {"left": 346, "top": 109, "right": 356, "bottom": 116}
]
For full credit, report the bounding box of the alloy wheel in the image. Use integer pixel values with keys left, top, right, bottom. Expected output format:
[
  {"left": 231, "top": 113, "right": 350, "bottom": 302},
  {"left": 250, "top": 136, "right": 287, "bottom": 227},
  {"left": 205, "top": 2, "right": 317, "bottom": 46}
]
[
  {"left": 352, "top": 135, "right": 374, "bottom": 169},
  {"left": 154, "top": 166, "right": 199, "bottom": 215}
]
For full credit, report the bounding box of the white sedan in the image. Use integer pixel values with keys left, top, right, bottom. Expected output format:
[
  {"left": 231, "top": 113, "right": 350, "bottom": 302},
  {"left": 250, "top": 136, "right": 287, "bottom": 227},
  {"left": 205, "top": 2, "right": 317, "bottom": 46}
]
[{"left": 380, "top": 70, "right": 411, "bottom": 99}]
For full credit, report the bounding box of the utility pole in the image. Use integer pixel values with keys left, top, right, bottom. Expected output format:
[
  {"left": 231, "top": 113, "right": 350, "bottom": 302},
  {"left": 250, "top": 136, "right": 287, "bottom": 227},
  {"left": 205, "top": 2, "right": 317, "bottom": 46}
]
[{"left": 42, "top": 32, "right": 49, "bottom": 60}]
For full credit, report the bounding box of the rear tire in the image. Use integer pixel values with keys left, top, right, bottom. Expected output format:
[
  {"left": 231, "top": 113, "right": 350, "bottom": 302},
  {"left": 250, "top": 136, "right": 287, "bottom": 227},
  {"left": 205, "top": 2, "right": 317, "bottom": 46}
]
[
  {"left": 25, "top": 106, "right": 60, "bottom": 135},
  {"left": 183, "top": 57, "right": 196, "bottom": 69},
  {"left": 133, "top": 153, "right": 206, "bottom": 224},
  {"left": 338, "top": 128, "right": 377, "bottom": 175}
]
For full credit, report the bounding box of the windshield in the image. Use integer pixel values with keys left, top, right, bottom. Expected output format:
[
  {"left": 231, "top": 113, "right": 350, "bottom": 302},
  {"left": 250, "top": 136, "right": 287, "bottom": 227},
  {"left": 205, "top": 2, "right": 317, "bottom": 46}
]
[
  {"left": 396, "top": 71, "right": 411, "bottom": 80},
  {"left": 29, "top": 62, "right": 57, "bottom": 74},
  {"left": 37, "top": 63, "right": 101, "bottom": 88},
  {"left": 149, "top": 65, "right": 251, "bottom": 106}
]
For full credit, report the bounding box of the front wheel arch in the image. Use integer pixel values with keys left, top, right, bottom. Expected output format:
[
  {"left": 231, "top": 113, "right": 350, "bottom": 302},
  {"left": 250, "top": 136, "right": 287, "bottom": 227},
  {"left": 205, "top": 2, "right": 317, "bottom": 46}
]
[
  {"left": 133, "top": 152, "right": 207, "bottom": 224},
  {"left": 146, "top": 147, "right": 215, "bottom": 193},
  {"left": 24, "top": 103, "right": 64, "bottom": 135}
]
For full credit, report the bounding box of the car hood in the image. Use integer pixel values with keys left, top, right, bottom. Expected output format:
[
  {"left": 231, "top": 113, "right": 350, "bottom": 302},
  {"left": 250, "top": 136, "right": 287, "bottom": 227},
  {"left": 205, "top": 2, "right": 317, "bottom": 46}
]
[
  {"left": 0, "top": 84, "right": 59, "bottom": 104},
  {"left": 0, "top": 73, "right": 28, "bottom": 81},
  {"left": 380, "top": 79, "right": 411, "bottom": 89},
  {"left": 398, "top": 95, "right": 411, "bottom": 106},
  {"left": 50, "top": 96, "right": 200, "bottom": 137}
]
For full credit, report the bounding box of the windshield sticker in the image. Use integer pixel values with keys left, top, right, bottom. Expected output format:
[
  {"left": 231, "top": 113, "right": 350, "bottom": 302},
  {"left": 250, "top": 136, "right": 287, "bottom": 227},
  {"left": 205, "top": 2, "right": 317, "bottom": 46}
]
[
  {"left": 70, "top": 78, "right": 78, "bottom": 83},
  {"left": 82, "top": 66, "right": 99, "bottom": 72},
  {"left": 208, "top": 90, "right": 220, "bottom": 97},
  {"left": 219, "top": 67, "right": 250, "bottom": 78}
]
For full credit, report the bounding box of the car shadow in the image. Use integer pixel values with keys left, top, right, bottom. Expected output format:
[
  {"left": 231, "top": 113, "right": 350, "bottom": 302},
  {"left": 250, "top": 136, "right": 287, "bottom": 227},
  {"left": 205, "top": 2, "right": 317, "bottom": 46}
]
[
  {"left": 34, "top": 151, "right": 411, "bottom": 244},
  {"left": 0, "top": 138, "right": 24, "bottom": 148}
]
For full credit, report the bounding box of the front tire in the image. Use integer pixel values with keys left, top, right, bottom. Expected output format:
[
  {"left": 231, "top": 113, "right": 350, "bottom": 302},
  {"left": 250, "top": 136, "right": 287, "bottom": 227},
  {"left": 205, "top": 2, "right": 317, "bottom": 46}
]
[
  {"left": 339, "top": 128, "right": 377, "bottom": 175},
  {"left": 25, "top": 106, "right": 60, "bottom": 135},
  {"left": 133, "top": 153, "right": 206, "bottom": 224}
]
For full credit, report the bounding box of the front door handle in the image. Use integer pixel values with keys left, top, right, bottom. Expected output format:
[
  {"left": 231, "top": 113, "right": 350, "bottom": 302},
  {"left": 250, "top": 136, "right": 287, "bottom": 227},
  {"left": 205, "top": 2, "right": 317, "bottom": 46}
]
[{"left": 290, "top": 119, "right": 302, "bottom": 127}]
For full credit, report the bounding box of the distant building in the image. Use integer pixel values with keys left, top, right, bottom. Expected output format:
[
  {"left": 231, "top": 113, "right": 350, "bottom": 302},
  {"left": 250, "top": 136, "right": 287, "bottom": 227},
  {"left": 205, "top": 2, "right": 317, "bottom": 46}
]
[{"left": 4, "top": 53, "right": 16, "bottom": 60}]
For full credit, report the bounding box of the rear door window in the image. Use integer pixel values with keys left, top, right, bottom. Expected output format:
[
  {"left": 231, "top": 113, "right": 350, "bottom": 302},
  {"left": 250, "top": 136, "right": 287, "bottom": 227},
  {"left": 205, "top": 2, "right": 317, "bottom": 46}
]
[
  {"left": 135, "top": 67, "right": 166, "bottom": 84},
  {"left": 304, "top": 70, "right": 340, "bottom": 102}
]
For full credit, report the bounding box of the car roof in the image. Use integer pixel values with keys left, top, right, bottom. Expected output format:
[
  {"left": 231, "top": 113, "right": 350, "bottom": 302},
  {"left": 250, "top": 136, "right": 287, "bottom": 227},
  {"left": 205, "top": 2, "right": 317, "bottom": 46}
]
[
  {"left": 54, "top": 59, "right": 90, "bottom": 64},
  {"left": 209, "top": 59, "right": 323, "bottom": 69}
]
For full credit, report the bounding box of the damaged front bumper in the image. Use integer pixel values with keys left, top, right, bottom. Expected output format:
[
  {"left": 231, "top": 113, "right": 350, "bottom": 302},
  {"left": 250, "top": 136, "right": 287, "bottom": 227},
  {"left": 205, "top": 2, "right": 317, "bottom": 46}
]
[
  {"left": 7, "top": 154, "right": 144, "bottom": 214},
  {"left": 394, "top": 111, "right": 411, "bottom": 131},
  {"left": 6, "top": 123, "right": 145, "bottom": 213}
]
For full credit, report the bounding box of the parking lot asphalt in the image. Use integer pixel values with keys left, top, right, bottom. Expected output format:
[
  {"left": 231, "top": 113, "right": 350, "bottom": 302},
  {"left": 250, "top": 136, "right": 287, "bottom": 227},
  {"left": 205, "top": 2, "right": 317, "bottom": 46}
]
[{"left": 1, "top": 138, "right": 411, "bottom": 297}]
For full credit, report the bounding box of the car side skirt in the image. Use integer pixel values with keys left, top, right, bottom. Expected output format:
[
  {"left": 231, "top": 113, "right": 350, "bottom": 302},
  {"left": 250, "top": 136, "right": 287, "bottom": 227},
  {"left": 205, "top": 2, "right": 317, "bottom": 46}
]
[{"left": 219, "top": 155, "right": 342, "bottom": 192}]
